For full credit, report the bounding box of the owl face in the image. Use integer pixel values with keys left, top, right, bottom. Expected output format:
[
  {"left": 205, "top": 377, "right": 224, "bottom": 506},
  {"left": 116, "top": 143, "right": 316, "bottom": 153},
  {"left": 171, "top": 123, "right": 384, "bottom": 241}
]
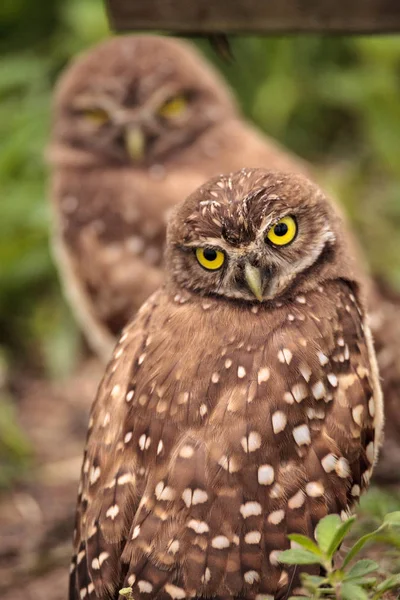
[
  {"left": 167, "top": 169, "right": 346, "bottom": 303},
  {"left": 53, "top": 35, "right": 236, "bottom": 165}
]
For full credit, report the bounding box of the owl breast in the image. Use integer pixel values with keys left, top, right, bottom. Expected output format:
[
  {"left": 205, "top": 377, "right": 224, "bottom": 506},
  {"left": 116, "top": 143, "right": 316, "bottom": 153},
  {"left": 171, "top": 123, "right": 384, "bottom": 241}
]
[{"left": 74, "top": 278, "right": 380, "bottom": 600}]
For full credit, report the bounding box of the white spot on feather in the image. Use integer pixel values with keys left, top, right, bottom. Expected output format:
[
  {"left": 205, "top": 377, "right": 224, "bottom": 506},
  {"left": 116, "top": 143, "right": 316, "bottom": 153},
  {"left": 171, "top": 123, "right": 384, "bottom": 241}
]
[
  {"left": 299, "top": 363, "right": 312, "bottom": 382},
  {"left": 89, "top": 466, "right": 101, "bottom": 485},
  {"left": 368, "top": 397, "right": 375, "bottom": 417},
  {"left": 288, "top": 490, "right": 305, "bottom": 509},
  {"left": 272, "top": 411, "right": 287, "bottom": 433},
  {"left": 245, "top": 531, "right": 261, "bottom": 544},
  {"left": 124, "top": 432, "right": 133, "bottom": 444},
  {"left": 138, "top": 434, "right": 151, "bottom": 450},
  {"left": 352, "top": 405, "right": 364, "bottom": 426},
  {"left": 317, "top": 352, "right": 329, "bottom": 366},
  {"left": 327, "top": 373, "right": 338, "bottom": 387},
  {"left": 293, "top": 424, "right": 311, "bottom": 446},
  {"left": 306, "top": 481, "right": 325, "bottom": 497},
  {"left": 106, "top": 505, "right": 119, "bottom": 519},
  {"left": 111, "top": 384, "right": 121, "bottom": 398},
  {"left": 187, "top": 519, "right": 209, "bottom": 534},
  {"left": 138, "top": 580, "right": 153, "bottom": 593},
  {"left": 164, "top": 584, "right": 186, "bottom": 599},
  {"left": 211, "top": 535, "right": 230, "bottom": 549},
  {"left": 336, "top": 457, "right": 350, "bottom": 478},
  {"left": 258, "top": 367, "right": 270, "bottom": 384},
  {"left": 91, "top": 552, "right": 109, "bottom": 570},
  {"left": 321, "top": 453, "right": 337, "bottom": 473},
  {"left": 278, "top": 348, "right": 292, "bottom": 364},
  {"left": 168, "top": 539, "right": 180, "bottom": 554},
  {"left": 258, "top": 464, "right": 274, "bottom": 485},
  {"left": 312, "top": 381, "right": 326, "bottom": 400},
  {"left": 199, "top": 403, "right": 208, "bottom": 417},
  {"left": 244, "top": 570, "right": 260, "bottom": 584},
  {"left": 269, "top": 550, "right": 282, "bottom": 566},
  {"left": 240, "top": 501, "right": 262, "bottom": 518},
  {"left": 179, "top": 445, "right": 194, "bottom": 458},
  {"left": 268, "top": 510, "right": 285, "bottom": 525},
  {"left": 241, "top": 431, "right": 261, "bottom": 452},
  {"left": 237, "top": 366, "right": 246, "bottom": 378},
  {"left": 292, "top": 383, "right": 308, "bottom": 403}
]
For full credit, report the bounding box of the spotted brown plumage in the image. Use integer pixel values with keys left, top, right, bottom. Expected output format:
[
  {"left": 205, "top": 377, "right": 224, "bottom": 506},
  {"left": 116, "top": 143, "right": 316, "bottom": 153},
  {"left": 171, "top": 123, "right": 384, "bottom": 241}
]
[{"left": 70, "top": 169, "right": 383, "bottom": 600}]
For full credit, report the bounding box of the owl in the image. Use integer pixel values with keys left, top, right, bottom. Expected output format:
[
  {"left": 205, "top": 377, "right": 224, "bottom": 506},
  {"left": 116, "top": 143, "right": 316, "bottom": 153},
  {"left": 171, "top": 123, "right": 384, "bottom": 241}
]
[
  {"left": 70, "top": 169, "right": 383, "bottom": 600},
  {"left": 48, "top": 34, "right": 310, "bottom": 361}
]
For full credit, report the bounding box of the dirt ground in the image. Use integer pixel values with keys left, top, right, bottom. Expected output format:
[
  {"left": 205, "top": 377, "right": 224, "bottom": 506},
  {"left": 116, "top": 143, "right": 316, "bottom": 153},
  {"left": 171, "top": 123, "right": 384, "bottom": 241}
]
[{"left": 0, "top": 360, "right": 102, "bottom": 600}]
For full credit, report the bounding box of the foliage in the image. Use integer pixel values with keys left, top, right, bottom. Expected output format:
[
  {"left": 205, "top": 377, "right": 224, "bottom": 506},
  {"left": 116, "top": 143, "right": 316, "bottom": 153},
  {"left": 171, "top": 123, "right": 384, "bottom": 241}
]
[
  {"left": 0, "top": 350, "right": 32, "bottom": 488},
  {"left": 278, "top": 512, "right": 400, "bottom": 599}
]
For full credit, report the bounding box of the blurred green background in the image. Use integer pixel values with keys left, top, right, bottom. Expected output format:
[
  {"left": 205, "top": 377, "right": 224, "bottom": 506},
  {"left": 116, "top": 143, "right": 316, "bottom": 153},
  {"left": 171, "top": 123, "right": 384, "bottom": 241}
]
[{"left": 1, "top": 0, "right": 400, "bottom": 380}]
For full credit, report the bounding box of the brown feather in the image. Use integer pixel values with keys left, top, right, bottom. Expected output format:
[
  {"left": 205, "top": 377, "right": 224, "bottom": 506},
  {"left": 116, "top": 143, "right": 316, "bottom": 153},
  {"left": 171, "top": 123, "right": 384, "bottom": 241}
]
[{"left": 70, "top": 170, "right": 383, "bottom": 600}]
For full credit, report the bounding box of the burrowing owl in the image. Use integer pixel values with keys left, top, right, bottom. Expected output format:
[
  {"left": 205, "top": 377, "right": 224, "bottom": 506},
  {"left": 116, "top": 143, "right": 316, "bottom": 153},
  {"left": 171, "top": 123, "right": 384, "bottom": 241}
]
[
  {"left": 48, "top": 34, "right": 309, "bottom": 361},
  {"left": 70, "top": 169, "right": 383, "bottom": 600}
]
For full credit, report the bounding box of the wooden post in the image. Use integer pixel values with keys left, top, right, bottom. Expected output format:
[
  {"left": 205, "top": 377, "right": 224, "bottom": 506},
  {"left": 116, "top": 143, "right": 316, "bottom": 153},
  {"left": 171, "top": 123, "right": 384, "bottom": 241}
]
[{"left": 106, "top": 0, "right": 400, "bottom": 33}]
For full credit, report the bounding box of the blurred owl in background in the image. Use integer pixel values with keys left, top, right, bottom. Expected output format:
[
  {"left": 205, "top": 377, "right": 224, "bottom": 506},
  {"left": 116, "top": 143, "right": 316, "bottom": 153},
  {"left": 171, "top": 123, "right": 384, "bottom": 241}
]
[
  {"left": 48, "top": 34, "right": 400, "bottom": 479},
  {"left": 48, "top": 34, "right": 310, "bottom": 361}
]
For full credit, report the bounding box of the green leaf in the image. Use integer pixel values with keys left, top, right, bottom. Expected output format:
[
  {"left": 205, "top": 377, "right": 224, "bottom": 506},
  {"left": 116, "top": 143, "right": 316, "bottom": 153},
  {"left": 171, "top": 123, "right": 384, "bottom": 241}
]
[
  {"left": 346, "top": 559, "right": 379, "bottom": 580},
  {"left": 375, "top": 573, "right": 400, "bottom": 594},
  {"left": 383, "top": 511, "right": 400, "bottom": 526},
  {"left": 278, "top": 549, "right": 323, "bottom": 565},
  {"left": 326, "top": 516, "right": 356, "bottom": 558},
  {"left": 315, "top": 514, "right": 342, "bottom": 553},
  {"left": 342, "top": 526, "right": 385, "bottom": 568},
  {"left": 303, "top": 575, "right": 327, "bottom": 586},
  {"left": 287, "top": 533, "right": 323, "bottom": 556},
  {"left": 341, "top": 582, "right": 369, "bottom": 600}
]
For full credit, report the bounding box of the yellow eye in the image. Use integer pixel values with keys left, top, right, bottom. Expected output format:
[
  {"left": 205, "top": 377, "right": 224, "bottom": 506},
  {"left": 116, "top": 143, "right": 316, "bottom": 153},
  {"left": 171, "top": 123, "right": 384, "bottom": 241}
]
[
  {"left": 158, "top": 95, "right": 187, "bottom": 118},
  {"left": 266, "top": 216, "right": 297, "bottom": 247},
  {"left": 82, "top": 107, "right": 109, "bottom": 125},
  {"left": 196, "top": 247, "right": 225, "bottom": 271}
]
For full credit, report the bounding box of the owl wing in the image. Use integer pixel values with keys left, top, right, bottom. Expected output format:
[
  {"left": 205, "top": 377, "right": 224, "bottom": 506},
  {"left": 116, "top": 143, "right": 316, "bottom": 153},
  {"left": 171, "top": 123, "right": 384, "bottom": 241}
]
[
  {"left": 69, "top": 291, "right": 163, "bottom": 600},
  {"left": 51, "top": 169, "right": 168, "bottom": 360},
  {"left": 70, "top": 283, "right": 382, "bottom": 600}
]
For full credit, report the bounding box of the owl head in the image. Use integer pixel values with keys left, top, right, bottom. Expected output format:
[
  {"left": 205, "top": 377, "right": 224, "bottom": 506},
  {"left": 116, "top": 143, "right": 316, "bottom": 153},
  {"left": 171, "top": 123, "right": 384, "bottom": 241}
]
[
  {"left": 166, "top": 168, "right": 358, "bottom": 303},
  {"left": 51, "top": 35, "right": 237, "bottom": 166}
]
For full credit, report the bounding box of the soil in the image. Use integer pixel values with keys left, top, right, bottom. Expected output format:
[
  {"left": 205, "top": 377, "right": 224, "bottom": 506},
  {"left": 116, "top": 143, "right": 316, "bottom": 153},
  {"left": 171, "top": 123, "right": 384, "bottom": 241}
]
[{"left": 0, "top": 360, "right": 102, "bottom": 600}]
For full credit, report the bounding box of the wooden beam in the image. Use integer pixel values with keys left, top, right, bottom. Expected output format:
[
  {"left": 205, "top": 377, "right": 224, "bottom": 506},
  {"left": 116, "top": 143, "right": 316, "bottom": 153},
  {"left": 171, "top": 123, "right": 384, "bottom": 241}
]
[{"left": 106, "top": 0, "right": 400, "bottom": 34}]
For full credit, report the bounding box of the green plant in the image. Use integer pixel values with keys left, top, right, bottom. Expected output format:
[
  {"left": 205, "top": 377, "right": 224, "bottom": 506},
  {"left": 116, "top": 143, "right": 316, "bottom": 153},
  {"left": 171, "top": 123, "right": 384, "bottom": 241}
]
[{"left": 279, "top": 512, "right": 400, "bottom": 599}]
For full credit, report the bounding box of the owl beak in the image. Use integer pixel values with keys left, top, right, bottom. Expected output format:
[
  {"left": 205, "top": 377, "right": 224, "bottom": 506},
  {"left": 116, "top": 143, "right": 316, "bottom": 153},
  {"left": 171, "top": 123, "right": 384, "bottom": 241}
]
[
  {"left": 125, "top": 126, "right": 145, "bottom": 161},
  {"left": 244, "top": 263, "right": 263, "bottom": 302}
]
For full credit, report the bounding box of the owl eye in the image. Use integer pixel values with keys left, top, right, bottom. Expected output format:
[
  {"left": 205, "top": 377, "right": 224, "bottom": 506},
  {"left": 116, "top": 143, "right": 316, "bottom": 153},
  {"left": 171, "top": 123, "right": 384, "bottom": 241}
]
[
  {"left": 158, "top": 95, "right": 188, "bottom": 119},
  {"left": 81, "top": 107, "right": 110, "bottom": 125},
  {"left": 266, "top": 216, "right": 297, "bottom": 247},
  {"left": 195, "top": 247, "right": 225, "bottom": 271}
]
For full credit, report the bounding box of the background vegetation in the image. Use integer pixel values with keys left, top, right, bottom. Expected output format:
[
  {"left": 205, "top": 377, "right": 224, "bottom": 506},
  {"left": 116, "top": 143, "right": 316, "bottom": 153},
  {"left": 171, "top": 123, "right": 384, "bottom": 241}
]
[{"left": 1, "top": 0, "right": 400, "bottom": 377}]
